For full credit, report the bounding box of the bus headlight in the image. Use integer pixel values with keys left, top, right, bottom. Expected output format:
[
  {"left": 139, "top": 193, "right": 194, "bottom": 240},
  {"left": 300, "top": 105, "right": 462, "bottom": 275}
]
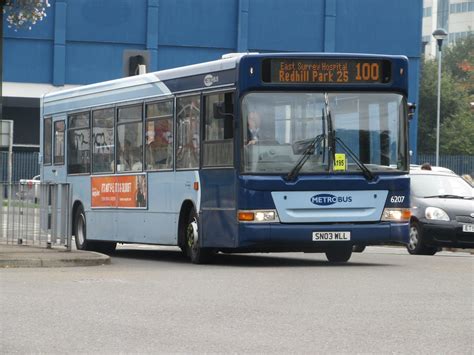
[
  {"left": 238, "top": 210, "right": 280, "bottom": 223},
  {"left": 382, "top": 208, "right": 411, "bottom": 222}
]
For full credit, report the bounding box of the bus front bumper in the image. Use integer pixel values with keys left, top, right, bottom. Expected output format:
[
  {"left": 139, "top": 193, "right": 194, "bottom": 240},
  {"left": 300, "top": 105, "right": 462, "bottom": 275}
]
[{"left": 233, "top": 222, "right": 409, "bottom": 252}]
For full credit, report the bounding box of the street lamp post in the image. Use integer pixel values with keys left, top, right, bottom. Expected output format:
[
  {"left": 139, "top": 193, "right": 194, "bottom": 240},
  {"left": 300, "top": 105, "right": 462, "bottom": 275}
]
[{"left": 432, "top": 28, "right": 448, "bottom": 167}]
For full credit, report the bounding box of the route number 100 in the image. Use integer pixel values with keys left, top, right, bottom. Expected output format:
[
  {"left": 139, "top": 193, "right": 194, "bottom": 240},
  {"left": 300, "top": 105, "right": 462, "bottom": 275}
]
[{"left": 355, "top": 63, "right": 379, "bottom": 81}]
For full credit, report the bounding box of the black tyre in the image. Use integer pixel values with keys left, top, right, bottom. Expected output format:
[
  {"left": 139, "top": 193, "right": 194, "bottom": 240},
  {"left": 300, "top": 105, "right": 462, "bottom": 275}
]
[
  {"left": 407, "top": 221, "right": 437, "bottom": 255},
  {"left": 74, "top": 205, "right": 89, "bottom": 250},
  {"left": 352, "top": 245, "right": 366, "bottom": 253},
  {"left": 325, "top": 246, "right": 352, "bottom": 263},
  {"left": 185, "top": 208, "right": 214, "bottom": 264},
  {"left": 74, "top": 205, "right": 116, "bottom": 254}
]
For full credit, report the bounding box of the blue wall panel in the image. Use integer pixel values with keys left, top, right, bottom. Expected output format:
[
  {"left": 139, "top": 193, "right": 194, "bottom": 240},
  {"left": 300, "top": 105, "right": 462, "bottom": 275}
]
[
  {"left": 158, "top": 0, "right": 237, "bottom": 49},
  {"left": 335, "top": 0, "right": 422, "bottom": 57},
  {"left": 248, "top": 0, "right": 325, "bottom": 51},
  {"left": 65, "top": 43, "right": 145, "bottom": 84},
  {"left": 157, "top": 46, "right": 231, "bottom": 70},
  {"left": 3, "top": 39, "right": 53, "bottom": 83},
  {"left": 66, "top": 0, "right": 146, "bottom": 44},
  {"left": 3, "top": 0, "right": 423, "bottom": 153}
]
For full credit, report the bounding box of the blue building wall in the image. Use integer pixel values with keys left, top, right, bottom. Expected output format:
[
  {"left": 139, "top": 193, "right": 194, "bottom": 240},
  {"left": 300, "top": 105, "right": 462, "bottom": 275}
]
[{"left": 3, "top": 0, "right": 423, "bottom": 155}]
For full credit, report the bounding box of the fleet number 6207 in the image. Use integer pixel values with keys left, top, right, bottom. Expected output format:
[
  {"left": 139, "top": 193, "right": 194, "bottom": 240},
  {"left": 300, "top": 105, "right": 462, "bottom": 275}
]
[{"left": 390, "top": 196, "right": 405, "bottom": 203}]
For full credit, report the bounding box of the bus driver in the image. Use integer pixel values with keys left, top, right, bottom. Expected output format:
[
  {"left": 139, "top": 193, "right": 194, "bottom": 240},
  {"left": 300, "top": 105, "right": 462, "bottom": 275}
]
[{"left": 247, "top": 111, "right": 261, "bottom": 145}]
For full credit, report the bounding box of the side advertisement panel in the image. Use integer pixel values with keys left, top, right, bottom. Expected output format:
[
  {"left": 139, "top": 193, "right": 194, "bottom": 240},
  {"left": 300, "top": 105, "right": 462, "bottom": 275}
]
[{"left": 91, "top": 174, "right": 147, "bottom": 209}]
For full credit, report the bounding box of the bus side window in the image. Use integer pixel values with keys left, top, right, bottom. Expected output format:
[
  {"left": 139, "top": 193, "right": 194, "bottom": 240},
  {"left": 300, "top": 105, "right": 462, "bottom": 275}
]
[
  {"left": 203, "top": 92, "right": 234, "bottom": 167},
  {"left": 92, "top": 108, "right": 114, "bottom": 174},
  {"left": 67, "top": 111, "right": 90, "bottom": 174},
  {"left": 145, "top": 100, "right": 173, "bottom": 170},
  {"left": 53, "top": 120, "right": 65, "bottom": 165},
  {"left": 117, "top": 105, "right": 143, "bottom": 172},
  {"left": 176, "top": 95, "right": 200, "bottom": 169},
  {"left": 43, "top": 117, "right": 52, "bottom": 165}
]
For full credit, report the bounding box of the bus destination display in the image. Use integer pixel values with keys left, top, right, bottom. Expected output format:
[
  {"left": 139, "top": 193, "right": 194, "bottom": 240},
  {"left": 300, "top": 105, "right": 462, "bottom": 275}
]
[{"left": 264, "top": 59, "right": 390, "bottom": 84}]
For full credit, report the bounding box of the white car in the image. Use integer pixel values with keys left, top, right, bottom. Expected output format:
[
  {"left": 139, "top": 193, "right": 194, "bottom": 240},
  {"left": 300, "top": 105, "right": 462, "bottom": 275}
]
[
  {"left": 19, "top": 175, "right": 41, "bottom": 202},
  {"left": 410, "top": 164, "right": 455, "bottom": 174}
]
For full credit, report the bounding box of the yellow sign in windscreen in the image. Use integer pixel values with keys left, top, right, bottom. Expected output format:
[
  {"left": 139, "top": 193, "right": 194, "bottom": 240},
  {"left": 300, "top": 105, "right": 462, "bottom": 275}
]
[{"left": 334, "top": 153, "right": 346, "bottom": 171}]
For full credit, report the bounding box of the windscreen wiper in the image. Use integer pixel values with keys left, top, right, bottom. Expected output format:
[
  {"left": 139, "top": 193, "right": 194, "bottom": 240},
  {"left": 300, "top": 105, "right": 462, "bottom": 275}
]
[
  {"left": 424, "top": 194, "right": 472, "bottom": 199},
  {"left": 334, "top": 137, "right": 375, "bottom": 181},
  {"left": 286, "top": 133, "right": 325, "bottom": 181}
]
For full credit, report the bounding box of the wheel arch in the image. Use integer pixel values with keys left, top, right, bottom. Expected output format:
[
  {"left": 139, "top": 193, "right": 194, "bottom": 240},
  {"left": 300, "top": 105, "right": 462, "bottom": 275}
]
[{"left": 71, "top": 200, "right": 84, "bottom": 233}]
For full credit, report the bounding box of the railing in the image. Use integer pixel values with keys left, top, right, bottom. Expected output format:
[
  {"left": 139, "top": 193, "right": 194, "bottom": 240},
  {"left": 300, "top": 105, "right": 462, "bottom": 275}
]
[
  {"left": 0, "top": 151, "right": 40, "bottom": 182},
  {"left": 416, "top": 154, "right": 473, "bottom": 176},
  {"left": 0, "top": 182, "right": 72, "bottom": 251}
]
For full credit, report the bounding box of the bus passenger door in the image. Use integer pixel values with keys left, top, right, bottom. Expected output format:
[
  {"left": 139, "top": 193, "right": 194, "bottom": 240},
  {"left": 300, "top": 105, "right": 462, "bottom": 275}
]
[
  {"left": 43, "top": 116, "right": 67, "bottom": 183},
  {"left": 199, "top": 92, "right": 237, "bottom": 248}
]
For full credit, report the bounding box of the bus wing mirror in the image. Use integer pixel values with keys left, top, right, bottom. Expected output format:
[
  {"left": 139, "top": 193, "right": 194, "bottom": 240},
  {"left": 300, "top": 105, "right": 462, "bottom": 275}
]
[{"left": 408, "top": 102, "right": 416, "bottom": 120}]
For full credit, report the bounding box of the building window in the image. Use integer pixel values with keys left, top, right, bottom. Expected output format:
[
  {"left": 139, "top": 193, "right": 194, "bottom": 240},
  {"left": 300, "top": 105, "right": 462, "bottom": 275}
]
[
  {"left": 203, "top": 92, "right": 234, "bottom": 167},
  {"left": 423, "top": 6, "right": 432, "bottom": 17},
  {"left": 67, "top": 112, "right": 90, "bottom": 174},
  {"left": 449, "top": 31, "right": 473, "bottom": 44},
  {"left": 117, "top": 104, "right": 143, "bottom": 172},
  {"left": 53, "top": 120, "right": 65, "bottom": 165},
  {"left": 176, "top": 95, "right": 200, "bottom": 169},
  {"left": 43, "top": 117, "right": 52, "bottom": 165},
  {"left": 145, "top": 100, "right": 174, "bottom": 170},
  {"left": 450, "top": 1, "right": 474, "bottom": 13},
  {"left": 92, "top": 108, "right": 114, "bottom": 174}
]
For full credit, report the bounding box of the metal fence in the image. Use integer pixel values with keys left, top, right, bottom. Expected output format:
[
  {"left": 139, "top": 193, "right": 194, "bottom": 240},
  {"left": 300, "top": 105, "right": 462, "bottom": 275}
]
[
  {"left": 0, "top": 151, "right": 40, "bottom": 182},
  {"left": 416, "top": 154, "right": 474, "bottom": 176},
  {"left": 0, "top": 182, "right": 72, "bottom": 250}
]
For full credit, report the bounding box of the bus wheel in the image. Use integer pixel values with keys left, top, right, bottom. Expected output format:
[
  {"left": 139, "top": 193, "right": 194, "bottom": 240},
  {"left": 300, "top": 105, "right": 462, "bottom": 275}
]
[
  {"left": 74, "top": 205, "right": 89, "bottom": 250},
  {"left": 185, "top": 209, "right": 213, "bottom": 264},
  {"left": 325, "top": 246, "right": 352, "bottom": 263},
  {"left": 74, "top": 205, "right": 116, "bottom": 254}
]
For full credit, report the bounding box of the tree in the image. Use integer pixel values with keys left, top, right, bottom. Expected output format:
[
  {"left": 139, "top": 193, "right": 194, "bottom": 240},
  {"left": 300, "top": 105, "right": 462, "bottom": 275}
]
[
  {"left": 417, "top": 34, "right": 474, "bottom": 155},
  {"left": 3, "top": 0, "right": 50, "bottom": 30},
  {"left": 443, "top": 33, "right": 474, "bottom": 93},
  {"left": 1, "top": 0, "right": 51, "bottom": 119}
]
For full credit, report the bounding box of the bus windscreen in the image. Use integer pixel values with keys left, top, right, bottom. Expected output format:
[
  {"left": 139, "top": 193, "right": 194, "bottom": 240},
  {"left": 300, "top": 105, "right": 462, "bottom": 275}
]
[{"left": 262, "top": 58, "right": 391, "bottom": 84}]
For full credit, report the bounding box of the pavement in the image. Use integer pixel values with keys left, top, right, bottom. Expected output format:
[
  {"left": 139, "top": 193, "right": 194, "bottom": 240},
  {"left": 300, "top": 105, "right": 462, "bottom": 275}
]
[{"left": 0, "top": 244, "right": 110, "bottom": 268}]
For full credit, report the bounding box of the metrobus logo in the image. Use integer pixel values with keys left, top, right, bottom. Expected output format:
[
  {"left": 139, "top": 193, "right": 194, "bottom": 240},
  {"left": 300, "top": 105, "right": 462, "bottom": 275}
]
[{"left": 310, "top": 194, "right": 352, "bottom": 206}]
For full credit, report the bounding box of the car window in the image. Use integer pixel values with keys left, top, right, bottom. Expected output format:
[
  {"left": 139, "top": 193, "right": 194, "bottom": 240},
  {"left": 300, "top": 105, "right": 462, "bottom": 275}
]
[{"left": 411, "top": 174, "right": 473, "bottom": 197}]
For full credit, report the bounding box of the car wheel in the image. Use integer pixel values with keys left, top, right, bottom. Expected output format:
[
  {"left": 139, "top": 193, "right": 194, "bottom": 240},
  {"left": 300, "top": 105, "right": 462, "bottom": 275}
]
[
  {"left": 407, "top": 221, "right": 437, "bottom": 255},
  {"left": 352, "top": 245, "right": 366, "bottom": 253},
  {"left": 185, "top": 209, "right": 214, "bottom": 264},
  {"left": 325, "top": 246, "right": 352, "bottom": 263}
]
